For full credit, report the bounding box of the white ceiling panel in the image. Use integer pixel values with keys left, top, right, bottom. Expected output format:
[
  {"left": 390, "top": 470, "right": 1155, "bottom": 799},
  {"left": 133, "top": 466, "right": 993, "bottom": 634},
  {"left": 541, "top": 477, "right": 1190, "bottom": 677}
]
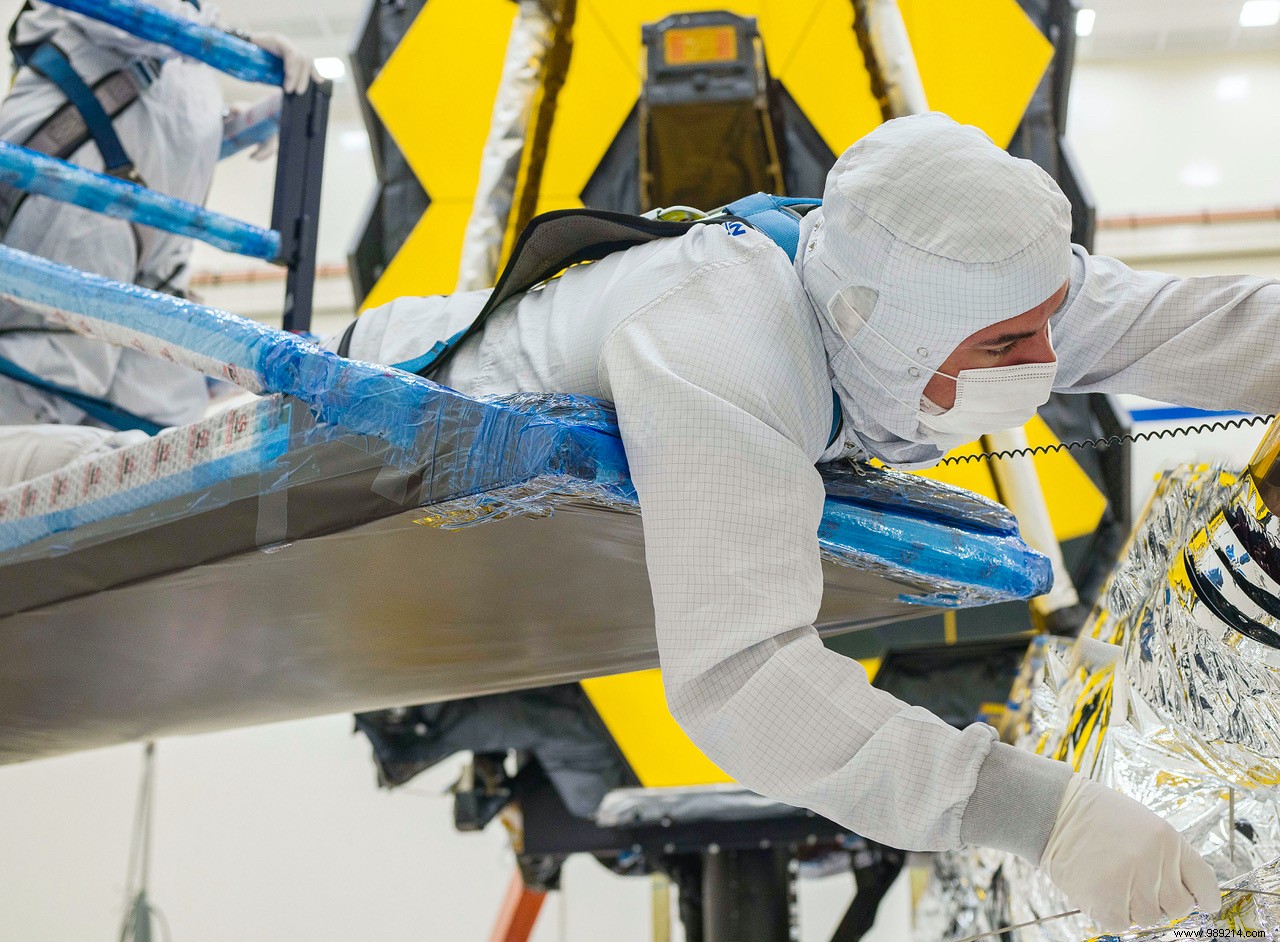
[
  {"left": 0, "top": 1, "right": 1270, "bottom": 65},
  {"left": 204, "top": 0, "right": 1280, "bottom": 62},
  {"left": 1079, "top": 0, "right": 1280, "bottom": 58}
]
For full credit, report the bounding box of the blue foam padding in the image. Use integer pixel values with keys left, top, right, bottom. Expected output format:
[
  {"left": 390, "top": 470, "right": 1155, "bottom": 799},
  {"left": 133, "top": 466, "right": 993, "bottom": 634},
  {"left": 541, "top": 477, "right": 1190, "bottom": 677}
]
[
  {"left": 0, "top": 141, "right": 281, "bottom": 260},
  {"left": 40, "top": 0, "right": 285, "bottom": 86},
  {"left": 0, "top": 243, "right": 1052, "bottom": 606}
]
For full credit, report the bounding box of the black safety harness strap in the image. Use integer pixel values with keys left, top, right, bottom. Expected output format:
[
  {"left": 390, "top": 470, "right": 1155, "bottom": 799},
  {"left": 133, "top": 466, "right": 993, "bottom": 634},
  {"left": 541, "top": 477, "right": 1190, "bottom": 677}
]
[
  {"left": 342, "top": 203, "right": 845, "bottom": 450},
  {"left": 22, "top": 41, "right": 135, "bottom": 175},
  {"left": 0, "top": 45, "right": 159, "bottom": 231},
  {"left": 414, "top": 208, "right": 746, "bottom": 380},
  {"left": 0, "top": 59, "right": 160, "bottom": 237}
]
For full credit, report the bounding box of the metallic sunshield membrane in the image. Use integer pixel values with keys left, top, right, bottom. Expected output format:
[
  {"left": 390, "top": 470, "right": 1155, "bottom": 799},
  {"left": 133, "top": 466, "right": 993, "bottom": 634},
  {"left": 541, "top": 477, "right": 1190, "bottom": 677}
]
[
  {"left": 0, "top": 240, "right": 1052, "bottom": 764},
  {"left": 917, "top": 459, "right": 1280, "bottom": 941}
]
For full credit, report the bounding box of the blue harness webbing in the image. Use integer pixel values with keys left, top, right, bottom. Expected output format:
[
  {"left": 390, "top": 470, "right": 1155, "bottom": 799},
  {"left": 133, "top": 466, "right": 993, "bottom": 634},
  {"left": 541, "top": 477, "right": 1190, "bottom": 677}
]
[
  {"left": 22, "top": 42, "right": 135, "bottom": 177},
  {"left": 0, "top": 0, "right": 197, "bottom": 432},
  {"left": 0, "top": 353, "right": 164, "bottom": 434}
]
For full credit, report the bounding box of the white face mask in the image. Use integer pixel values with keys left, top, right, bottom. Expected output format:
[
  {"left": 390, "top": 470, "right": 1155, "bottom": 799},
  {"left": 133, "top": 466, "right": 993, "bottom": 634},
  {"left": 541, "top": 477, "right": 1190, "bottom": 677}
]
[
  {"left": 827, "top": 289, "right": 1057, "bottom": 451},
  {"left": 915, "top": 358, "right": 1057, "bottom": 451}
]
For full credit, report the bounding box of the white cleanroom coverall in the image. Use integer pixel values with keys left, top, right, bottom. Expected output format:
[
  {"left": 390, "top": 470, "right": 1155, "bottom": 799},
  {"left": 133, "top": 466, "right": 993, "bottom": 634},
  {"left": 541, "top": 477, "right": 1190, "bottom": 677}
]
[
  {"left": 336, "top": 114, "right": 1279, "bottom": 918},
  {"left": 0, "top": 423, "right": 144, "bottom": 486},
  {"left": 0, "top": 1, "right": 226, "bottom": 428}
]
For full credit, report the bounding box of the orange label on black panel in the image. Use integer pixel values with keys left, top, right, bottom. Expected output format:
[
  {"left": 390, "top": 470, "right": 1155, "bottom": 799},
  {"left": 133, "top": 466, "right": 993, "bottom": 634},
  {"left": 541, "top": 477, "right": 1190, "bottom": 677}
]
[{"left": 664, "top": 26, "right": 736, "bottom": 65}]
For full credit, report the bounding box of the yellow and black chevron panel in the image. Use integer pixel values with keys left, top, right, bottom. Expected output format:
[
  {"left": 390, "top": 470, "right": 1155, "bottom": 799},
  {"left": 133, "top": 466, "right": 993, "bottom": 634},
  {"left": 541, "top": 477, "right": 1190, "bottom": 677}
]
[
  {"left": 350, "top": 0, "right": 1052, "bottom": 311},
  {"left": 349, "top": 0, "right": 1074, "bottom": 789}
]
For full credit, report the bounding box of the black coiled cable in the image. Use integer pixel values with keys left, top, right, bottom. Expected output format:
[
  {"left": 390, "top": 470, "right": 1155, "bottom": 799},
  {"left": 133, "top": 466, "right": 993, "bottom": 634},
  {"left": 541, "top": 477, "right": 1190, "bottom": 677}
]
[{"left": 938, "top": 414, "right": 1273, "bottom": 466}]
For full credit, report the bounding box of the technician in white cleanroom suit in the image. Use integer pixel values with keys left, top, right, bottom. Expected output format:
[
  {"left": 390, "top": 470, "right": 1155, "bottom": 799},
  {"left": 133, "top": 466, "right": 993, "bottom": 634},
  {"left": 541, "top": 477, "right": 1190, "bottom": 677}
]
[
  {"left": 3, "top": 113, "right": 1270, "bottom": 930},
  {"left": 328, "top": 113, "right": 1280, "bottom": 933},
  {"left": 0, "top": 1, "right": 311, "bottom": 427}
]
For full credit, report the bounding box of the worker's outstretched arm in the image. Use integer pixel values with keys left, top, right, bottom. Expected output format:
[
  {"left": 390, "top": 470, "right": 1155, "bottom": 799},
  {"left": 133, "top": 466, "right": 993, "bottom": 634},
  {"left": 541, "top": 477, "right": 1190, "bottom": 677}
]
[
  {"left": 596, "top": 239, "right": 1070, "bottom": 857},
  {"left": 598, "top": 237, "right": 1219, "bottom": 931},
  {"left": 1054, "top": 247, "right": 1280, "bottom": 411}
]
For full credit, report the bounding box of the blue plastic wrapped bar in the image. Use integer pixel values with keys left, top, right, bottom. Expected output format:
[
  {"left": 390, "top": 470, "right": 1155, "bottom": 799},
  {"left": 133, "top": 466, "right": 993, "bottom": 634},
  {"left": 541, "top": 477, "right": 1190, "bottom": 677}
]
[
  {"left": 0, "top": 403, "right": 1049, "bottom": 766},
  {"left": 40, "top": 0, "right": 284, "bottom": 86},
  {"left": 0, "top": 242, "right": 1051, "bottom": 606},
  {"left": 0, "top": 397, "right": 1050, "bottom": 608},
  {"left": 0, "top": 243, "right": 611, "bottom": 457},
  {"left": 0, "top": 141, "right": 281, "bottom": 260}
]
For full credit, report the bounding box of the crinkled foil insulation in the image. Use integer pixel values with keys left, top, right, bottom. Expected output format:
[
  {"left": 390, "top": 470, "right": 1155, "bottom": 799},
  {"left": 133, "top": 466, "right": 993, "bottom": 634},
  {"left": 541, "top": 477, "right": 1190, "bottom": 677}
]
[
  {"left": 916, "top": 466, "right": 1280, "bottom": 942},
  {"left": 456, "top": 0, "right": 554, "bottom": 292}
]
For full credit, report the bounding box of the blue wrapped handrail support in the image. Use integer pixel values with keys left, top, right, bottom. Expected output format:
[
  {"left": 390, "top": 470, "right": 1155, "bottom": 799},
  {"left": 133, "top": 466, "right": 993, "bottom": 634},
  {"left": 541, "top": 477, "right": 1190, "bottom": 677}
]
[
  {"left": 40, "top": 0, "right": 285, "bottom": 86},
  {"left": 0, "top": 141, "right": 281, "bottom": 260}
]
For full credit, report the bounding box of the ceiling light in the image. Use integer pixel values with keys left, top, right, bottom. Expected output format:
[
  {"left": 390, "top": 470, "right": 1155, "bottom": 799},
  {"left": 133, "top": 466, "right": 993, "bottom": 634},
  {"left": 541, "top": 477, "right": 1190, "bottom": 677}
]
[
  {"left": 1240, "top": 1, "right": 1280, "bottom": 27},
  {"left": 314, "top": 57, "right": 347, "bottom": 81},
  {"left": 1180, "top": 161, "right": 1222, "bottom": 188},
  {"left": 1075, "top": 8, "right": 1096, "bottom": 36},
  {"left": 1216, "top": 75, "right": 1251, "bottom": 99}
]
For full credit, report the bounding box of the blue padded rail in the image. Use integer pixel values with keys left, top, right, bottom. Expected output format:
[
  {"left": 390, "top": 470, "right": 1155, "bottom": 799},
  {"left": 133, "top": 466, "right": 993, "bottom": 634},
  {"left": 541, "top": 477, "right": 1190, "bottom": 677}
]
[
  {"left": 41, "top": 0, "right": 285, "bottom": 86},
  {"left": 0, "top": 141, "right": 281, "bottom": 260},
  {"left": 0, "top": 402, "right": 1050, "bottom": 607},
  {"left": 0, "top": 243, "right": 1051, "bottom": 607},
  {"left": 0, "top": 244, "right": 621, "bottom": 459}
]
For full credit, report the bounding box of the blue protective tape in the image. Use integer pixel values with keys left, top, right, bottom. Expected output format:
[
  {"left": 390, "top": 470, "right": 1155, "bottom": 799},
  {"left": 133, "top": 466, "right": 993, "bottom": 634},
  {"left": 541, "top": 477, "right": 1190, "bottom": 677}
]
[
  {"left": 1127, "top": 405, "right": 1250, "bottom": 423},
  {"left": 0, "top": 141, "right": 280, "bottom": 260},
  {"left": 0, "top": 242, "right": 305, "bottom": 394},
  {"left": 0, "top": 243, "right": 1050, "bottom": 605},
  {"left": 0, "top": 242, "right": 629, "bottom": 472},
  {"left": 40, "top": 0, "right": 284, "bottom": 86},
  {"left": 817, "top": 500, "right": 1052, "bottom": 606},
  {"left": 0, "top": 414, "right": 291, "bottom": 553}
]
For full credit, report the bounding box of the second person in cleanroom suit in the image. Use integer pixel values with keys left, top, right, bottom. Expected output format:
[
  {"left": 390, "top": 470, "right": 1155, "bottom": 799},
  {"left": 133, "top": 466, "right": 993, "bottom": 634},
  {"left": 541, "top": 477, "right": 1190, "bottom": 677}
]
[
  {"left": 346, "top": 113, "right": 1267, "bottom": 930},
  {"left": 0, "top": 0, "right": 311, "bottom": 429}
]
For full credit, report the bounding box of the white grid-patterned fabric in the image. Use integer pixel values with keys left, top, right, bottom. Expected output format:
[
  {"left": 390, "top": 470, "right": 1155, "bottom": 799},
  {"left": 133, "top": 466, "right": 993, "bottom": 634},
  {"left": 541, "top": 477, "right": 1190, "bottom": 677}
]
[
  {"left": 797, "top": 112, "right": 1074, "bottom": 467},
  {"left": 339, "top": 113, "right": 1280, "bottom": 860}
]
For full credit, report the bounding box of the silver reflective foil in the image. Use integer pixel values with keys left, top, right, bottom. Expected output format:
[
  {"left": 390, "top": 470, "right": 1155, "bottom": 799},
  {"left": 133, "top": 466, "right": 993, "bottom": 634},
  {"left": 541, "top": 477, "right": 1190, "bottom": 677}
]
[
  {"left": 916, "top": 466, "right": 1280, "bottom": 942},
  {"left": 456, "top": 0, "right": 555, "bottom": 291}
]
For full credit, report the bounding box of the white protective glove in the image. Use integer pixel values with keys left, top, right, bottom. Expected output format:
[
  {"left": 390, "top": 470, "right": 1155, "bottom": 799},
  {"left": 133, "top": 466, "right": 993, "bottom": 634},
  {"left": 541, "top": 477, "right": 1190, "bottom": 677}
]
[
  {"left": 246, "top": 128, "right": 277, "bottom": 162},
  {"left": 223, "top": 97, "right": 279, "bottom": 161},
  {"left": 1041, "top": 775, "right": 1220, "bottom": 932},
  {"left": 248, "top": 32, "right": 315, "bottom": 96}
]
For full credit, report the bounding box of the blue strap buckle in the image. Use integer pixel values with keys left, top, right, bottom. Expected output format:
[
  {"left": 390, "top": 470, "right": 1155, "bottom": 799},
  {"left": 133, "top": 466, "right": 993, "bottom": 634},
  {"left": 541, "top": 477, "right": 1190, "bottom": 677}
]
[
  {"left": 391, "top": 327, "right": 469, "bottom": 378},
  {"left": 723, "top": 193, "right": 822, "bottom": 261},
  {"left": 128, "top": 57, "right": 163, "bottom": 89}
]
